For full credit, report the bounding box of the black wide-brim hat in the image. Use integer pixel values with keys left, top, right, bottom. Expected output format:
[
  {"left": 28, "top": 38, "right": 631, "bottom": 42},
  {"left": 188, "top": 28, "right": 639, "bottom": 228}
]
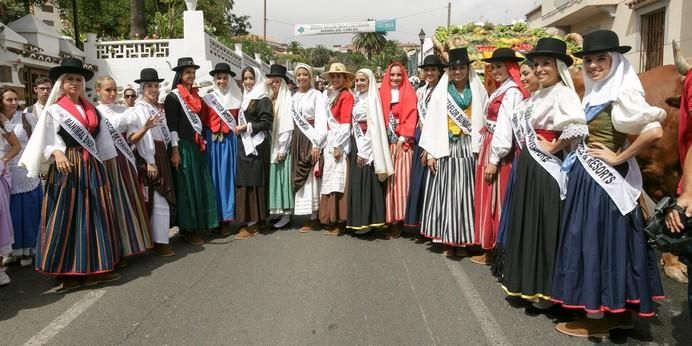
[
  {"left": 419, "top": 55, "right": 445, "bottom": 69},
  {"left": 135, "top": 68, "right": 164, "bottom": 84},
  {"left": 574, "top": 29, "right": 631, "bottom": 58},
  {"left": 49, "top": 57, "right": 94, "bottom": 82},
  {"left": 448, "top": 48, "right": 474, "bottom": 66},
  {"left": 266, "top": 64, "right": 289, "bottom": 82},
  {"left": 525, "top": 37, "right": 573, "bottom": 67},
  {"left": 172, "top": 57, "right": 200, "bottom": 72},
  {"left": 482, "top": 47, "right": 524, "bottom": 63},
  {"left": 209, "top": 62, "right": 236, "bottom": 77}
]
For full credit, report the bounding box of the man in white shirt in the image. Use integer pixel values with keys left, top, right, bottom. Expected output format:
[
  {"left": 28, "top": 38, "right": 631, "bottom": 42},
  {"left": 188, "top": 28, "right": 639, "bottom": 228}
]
[{"left": 23, "top": 77, "right": 51, "bottom": 119}]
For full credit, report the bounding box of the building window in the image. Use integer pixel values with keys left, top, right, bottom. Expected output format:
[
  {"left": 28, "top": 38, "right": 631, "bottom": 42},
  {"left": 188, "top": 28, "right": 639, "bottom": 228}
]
[
  {"left": 0, "top": 66, "right": 12, "bottom": 83},
  {"left": 640, "top": 9, "right": 665, "bottom": 72},
  {"left": 41, "top": 5, "right": 54, "bottom": 13},
  {"left": 43, "top": 20, "right": 55, "bottom": 27}
]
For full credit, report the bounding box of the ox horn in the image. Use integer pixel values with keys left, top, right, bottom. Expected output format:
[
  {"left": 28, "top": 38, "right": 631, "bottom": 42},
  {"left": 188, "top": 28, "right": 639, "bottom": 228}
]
[
  {"left": 673, "top": 40, "right": 691, "bottom": 75},
  {"left": 565, "top": 33, "right": 584, "bottom": 48}
]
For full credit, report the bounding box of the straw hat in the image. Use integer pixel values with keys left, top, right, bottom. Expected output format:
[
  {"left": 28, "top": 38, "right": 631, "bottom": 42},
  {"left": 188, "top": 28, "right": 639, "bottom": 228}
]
[{"left": 320, "top": 63, "right": 355, "bottom": 80}]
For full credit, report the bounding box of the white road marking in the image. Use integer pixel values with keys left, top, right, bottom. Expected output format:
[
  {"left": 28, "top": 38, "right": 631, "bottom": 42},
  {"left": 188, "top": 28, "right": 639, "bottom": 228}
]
[
  {"left": 24, "top": 290, "right": 106, "bottom": 346},
  {"left": 445, "top": 261, "right": 511, "bottom": 345},
  {"left": 395, "top": 242, "right": 437, "bottom": 345}
]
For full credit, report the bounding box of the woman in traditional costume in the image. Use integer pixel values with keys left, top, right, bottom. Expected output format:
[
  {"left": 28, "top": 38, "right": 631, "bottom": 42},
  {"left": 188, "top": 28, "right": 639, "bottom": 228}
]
[
  {"left": 419, "top": 48, "right": 487, "bottom": 256},
  {"left": 201, "top": 63, "right": 241, "bottom": 236},
  {"left": 1, "top": 87, "right": 41, "bottom": 269},
  {"left": 379, "top": 62, "right": 418, "bottom": 239},
  {"left": 165, "top": 57, "right": 219, "bottom": 245},
  {"left": 0, "top": 88, "right": 21, "bottom": 285},
  {"left": 19, "top": 58, "right": 120, "bottom": 289},
  {"left": 290, "top": 64, "right": 328, "bottom": 232},
  {"left": 130, "top": 68, "right": 177, "bottom": 257},
  {"left": 472, "top": 48, "right": 529, "bottom": 264},
  {"left": 404, "top": 55, "right": 444, "bottom": 230},
  {"left": 319, "top": 63, "right": 354, "bottom": 236},
  {"left": 499, "top": 38, "right": 586, "bottom": 308},
  {"left": 347, "top": 68, "right": 394, "bottom": 235},
  {"left": 233, "top": 66, "right": 273, "bottom": 240},
  {"left": 266, "top": 64, "right": 295, "bottom": 229},
  {"left": 96, "top": 76, "right": 154, "bottom": 260},
  {"left": 551, "top": 30, "right": 665, "bottom": 337},
  {"left": 491, "top": 60, "right": 541, "bottom": 280}
]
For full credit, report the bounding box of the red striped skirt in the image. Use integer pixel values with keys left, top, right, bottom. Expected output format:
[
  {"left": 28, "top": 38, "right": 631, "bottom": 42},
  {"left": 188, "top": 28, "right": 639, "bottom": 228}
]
[
  {"left": 385, "top": 143, "right": 413, "bottom": 223},
  {"left": 473, "top": 129, "right": 514, "bottom": 250}
]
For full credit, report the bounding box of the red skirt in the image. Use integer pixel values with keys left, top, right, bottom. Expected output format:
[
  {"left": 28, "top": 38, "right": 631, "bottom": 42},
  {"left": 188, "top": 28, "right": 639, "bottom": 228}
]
[{"left": 473, "top": 129, "right": 514, "bottom": 250}]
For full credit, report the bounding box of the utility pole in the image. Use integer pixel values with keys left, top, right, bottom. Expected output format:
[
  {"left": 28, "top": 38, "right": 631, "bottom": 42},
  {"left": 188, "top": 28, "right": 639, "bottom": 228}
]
[
  {"left": 71, "top": 0, "right": 81, "bottom": 49},
  {"left": 263, "top": 0, "right": 267, "bottom": 40},
  {"left": 447, "top": 2, "right": 451, "bottom": 29}
]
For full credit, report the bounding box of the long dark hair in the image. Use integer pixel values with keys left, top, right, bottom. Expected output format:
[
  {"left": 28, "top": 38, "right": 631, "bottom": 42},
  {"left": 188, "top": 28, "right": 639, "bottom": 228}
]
[{"left": 241, "top": 67, "right": 258, "bottom": 112}]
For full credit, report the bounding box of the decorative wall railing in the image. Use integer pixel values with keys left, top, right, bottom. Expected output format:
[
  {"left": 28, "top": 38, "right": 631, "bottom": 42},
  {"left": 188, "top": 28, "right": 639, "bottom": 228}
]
[{"left": 95, "top": 39, "right": 171, "bottom": 59}]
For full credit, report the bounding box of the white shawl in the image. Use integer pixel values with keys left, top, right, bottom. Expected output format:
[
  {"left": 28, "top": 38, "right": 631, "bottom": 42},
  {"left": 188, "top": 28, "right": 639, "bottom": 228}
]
[
  {"left": 420, "top": 69, "right": 487, "bottom": 159},
  {"left": 270, "top": 78, "right": 295, "bottom": 162},
  {"left": 356, "top": 68, "right": 394, "bottom": 181}
]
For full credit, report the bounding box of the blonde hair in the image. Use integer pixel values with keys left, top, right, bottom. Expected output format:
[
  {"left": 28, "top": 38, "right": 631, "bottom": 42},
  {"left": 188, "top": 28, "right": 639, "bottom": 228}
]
[{"left": 95, "top": 76, "right": 116, "bottom": 90}]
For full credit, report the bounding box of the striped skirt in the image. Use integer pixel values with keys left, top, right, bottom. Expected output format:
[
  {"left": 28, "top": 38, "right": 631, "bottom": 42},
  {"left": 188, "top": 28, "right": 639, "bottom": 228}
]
[
  {"left": 473, "top": 129, "right": 513, "bottom": 250},
  {"left": 385, "top": 142, "right": 412, "bottom": 224},
  {"left": 36, "top": 147, "right": 118, "bottom": 275},
  {"left": 420, "top": 135, "right": 475, "bottom": 245},
  {"left": 105, "top": 153, "right": 153, "bottom": 257}
]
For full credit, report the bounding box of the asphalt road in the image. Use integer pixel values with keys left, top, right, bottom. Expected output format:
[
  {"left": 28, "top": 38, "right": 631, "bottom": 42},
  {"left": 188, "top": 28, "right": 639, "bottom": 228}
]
[{"left": 1, "top": 225, "right": 690, "bottom": 345}]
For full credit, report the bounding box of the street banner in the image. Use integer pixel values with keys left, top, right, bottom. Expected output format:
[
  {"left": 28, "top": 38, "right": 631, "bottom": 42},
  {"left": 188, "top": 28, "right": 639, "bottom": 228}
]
[{"left": 294, "top": 20, "right": 396, "bottom": 36}]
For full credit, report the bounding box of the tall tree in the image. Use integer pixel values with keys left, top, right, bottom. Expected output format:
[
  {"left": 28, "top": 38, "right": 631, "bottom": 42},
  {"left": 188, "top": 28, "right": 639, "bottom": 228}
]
[
  {"left": 288, "top": 41, "right": 303, "bottom": 55},
  {"left": 129, "top": 0, "right": 145, "bottom": 38},
  {"left": 308, "top": 45, "right": 332, "bottom": 68},
  {"left": 227, "top": 13, "right": 251, "bottom": 36},
  {"left": 352, "top": 31, "right": 387, "bottom": 60}
]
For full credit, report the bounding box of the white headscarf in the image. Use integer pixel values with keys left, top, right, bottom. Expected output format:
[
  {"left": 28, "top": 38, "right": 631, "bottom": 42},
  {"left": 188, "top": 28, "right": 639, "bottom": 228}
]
[
  {"left": 557, "top": 59, "right": 576, "bottom": 92},
  {"left": 19, "top": 74, "right": 117, "bottom": 177},
  {"left": 420, "top": 68, "right": 487, "bottom": 159},
  {"left": 581, "top": 52, "right": 642, "bottom": 107},
  {"left": 212, "top": 72, "right": 243, "bottom": 110},
  {"left": 356, "top": 68, "right": 394, "bottom": 181},
  {"left": 581, "top": 52, "right": 665, "bottom": 134},
  {"left": 241, "top": 66, "right": 269, "bottom": 111},
  {"left": 270, "top": 77, "right": 295, "bottom": 162},
  {"left": 293, "top": 63, "right": 314, "bottom": 88}
]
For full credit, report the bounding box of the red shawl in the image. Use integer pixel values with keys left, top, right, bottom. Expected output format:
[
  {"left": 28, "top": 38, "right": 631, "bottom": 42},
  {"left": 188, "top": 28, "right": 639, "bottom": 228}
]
[
  {"left": 57, "top": 95, "right": 99, "bottom": 160},
  {"left": 500, "top": 62, "right": 530, "bottom": 99},
  {"left": 379, "top": 62, "right": 418, "bottom": 139}
]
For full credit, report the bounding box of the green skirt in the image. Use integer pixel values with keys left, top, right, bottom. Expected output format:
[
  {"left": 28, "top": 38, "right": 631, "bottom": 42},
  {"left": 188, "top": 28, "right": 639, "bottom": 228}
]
[
  {"left": 268, "top": 155, "right": 294, "bottom": 214},
  {"left": 173, "top": 139, "right": 219, "bottom": 231}
]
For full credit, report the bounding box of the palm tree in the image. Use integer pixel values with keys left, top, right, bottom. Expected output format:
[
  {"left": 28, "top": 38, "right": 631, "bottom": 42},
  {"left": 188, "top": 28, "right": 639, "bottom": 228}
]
[
  {"left": 288, "top": 41, "right": 303, "bottom": 55},
  {"left": 352, "top": 32, "right": 387, "bottom": 60},
  {"left": 309, "top": 45, "right": 332, "bottom": 68},
  {"left": 129, "top": 0, "right": 146, "bottom": 38}
]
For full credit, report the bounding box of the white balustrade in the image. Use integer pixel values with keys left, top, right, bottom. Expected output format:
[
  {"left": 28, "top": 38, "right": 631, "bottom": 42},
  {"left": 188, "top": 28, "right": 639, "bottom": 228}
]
[{"left": 95, "top": 39, "right": 171, "bottom": 59}]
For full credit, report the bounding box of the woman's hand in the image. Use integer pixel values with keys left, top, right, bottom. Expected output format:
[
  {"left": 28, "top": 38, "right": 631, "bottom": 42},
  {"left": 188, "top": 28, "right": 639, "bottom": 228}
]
[
  {"left": 394, "top": 140, "right": 404, "bottom": 158},
  {"left": 587, "top": 142, "right": 622, "bottom": 166},
  {"left": 170, "top": 148, "right": 181, "bottom": 170},
  {"left": 419, "top": 150, "right": 427, "bottom": 166},
  {"left": 484, "top": 163, "right": 497, "bottom": 183},
  {"left": 427, "top": 158, "right": 438, "bottom": 175},
  {"left": 53, "top": 151, "right": 72, "bottom": 174},
  {"left": 357, "top": 156, "right": 366, "bottom": 168},
  {"left": 145, "top": 113, "right": 162, "bottom": 129},
  {"left": 234, "top": 124, "right": 247, "bottom": 135},
  {"left": 311, "top": 147, "right": 320, "bottom": 164},
  {"left": 147, "top": 163, "right": 158, "bottom": 179},
  {"left": 333, "top": 147, "right": 342, "bottom": 161},
  {"left": 277, "top": 153, "right": 286, "bottom": 162}
]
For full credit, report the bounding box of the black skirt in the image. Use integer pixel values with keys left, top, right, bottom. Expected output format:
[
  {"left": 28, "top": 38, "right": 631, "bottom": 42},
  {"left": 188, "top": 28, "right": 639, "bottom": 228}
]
[
  {"left": 347, "top": 136, "right": 386, "bottom": 229},
  {"left": 500, "top": 145, "right": 563, "bottom": 300}
]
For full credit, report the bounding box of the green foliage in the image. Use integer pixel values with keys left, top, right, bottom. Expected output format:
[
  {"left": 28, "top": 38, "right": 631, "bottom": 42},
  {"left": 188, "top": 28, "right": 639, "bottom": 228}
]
[
  {"left": 275, "top": 53, "right": 308, "bottom": 66},
  {"left": 371, "top": 40, "right": 408, "bottom": 71},
  {"left": 227, "top": 13, "right": 251, "bottom": 36},
  {"left": 306, "top": 45, "right": 333, "bottom": 68},
  {"left": 0, "top": 0, "right": 29, "bottom": 24},
  {"left": 352, "top": 31, "right": 387, "bottom": 60},
  {"left": 149, "top": 0, "right": 184, "bottom": 39},
  {"left": 287, "top": 41, "right": 303, "bottom": 55}
]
